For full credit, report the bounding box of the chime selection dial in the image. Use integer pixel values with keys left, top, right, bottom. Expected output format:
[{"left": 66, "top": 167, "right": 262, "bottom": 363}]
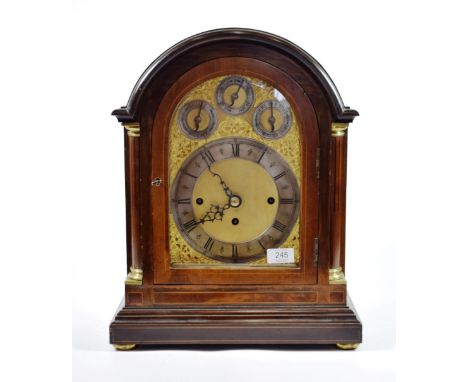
[
  {"left": 178, "top": 100, "right": 217, "bottom": 139},
  {"left": 171, "top": 137, "right": 300, "bottom": 263},
  {"left": 215, "top": 76, "right": 255, "bottom": 115},
  {"left": 253, "top": 100, "right": 292, "bottom": 139}
]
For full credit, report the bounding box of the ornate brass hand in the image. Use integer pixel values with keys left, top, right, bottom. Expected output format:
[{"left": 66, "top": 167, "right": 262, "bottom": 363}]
[
  {"left": 193, "top": 101, "right": 203, "bottom": 131},
  {"left": 229, "top": 82, "right": 243, "bottom": 107},
  {"left": 201, "top": 153, "right": 234, "bottom": 199},
  {"left": 268, "top": 101, "right": 276, "bottom": 132},
  {"left": 197, "top": 153, "right": 242, "bottom": 225},
  {"left": 198, "top": 202, "right": 231, "bottom": 224}
]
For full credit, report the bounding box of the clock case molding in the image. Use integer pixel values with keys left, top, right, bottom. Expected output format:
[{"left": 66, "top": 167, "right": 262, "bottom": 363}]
[{"left": 110, "top": 28, "right": 362, "bottom": 347}]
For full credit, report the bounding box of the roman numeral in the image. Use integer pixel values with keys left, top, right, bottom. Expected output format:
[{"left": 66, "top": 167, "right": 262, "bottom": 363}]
[
  {"left": 257, "top": 148, "right": 267, "bottom": 163},
  {"left": 201, "top": 150, "right": 215, "bottom": 166},
  {"left": 232, "top": 244, "right": 238, "bottom": 261},
  {"left": 231, "top": 143, "right": 240, "bottom": 157},
  {"left": 177, "top": 198, "right": 191, "bottom": 204},
  {"left": 279, "top": 198, "right": 295, "bottom": 204},
  {"left": 272, "top": 220, "right": 286, "bottom": 232},
  {"left": 258, "top": 240, "right": 266, "bottom": 252},
  {"left": 273, "top": 171, "right": 286, "bottom": 181},
  {"left": 183, "top": 219, "right": 198, "bottom": 232},
  {"left": 183, "top": 170, "right": 197, "bottom": 179},
  {"left": 204, "top": 237, "right": 214, "bottom": 252}
]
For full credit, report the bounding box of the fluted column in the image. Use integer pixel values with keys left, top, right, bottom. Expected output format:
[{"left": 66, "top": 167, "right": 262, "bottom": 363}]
[
  {"left": 329, "top": 123, "right": 348, "bottom": 284},
  {"left": 123, "top": 122, "right": 143, "bottom": 285}
]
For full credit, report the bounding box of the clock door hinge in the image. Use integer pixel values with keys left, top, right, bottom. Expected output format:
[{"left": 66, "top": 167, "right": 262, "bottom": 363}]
[
  {"left": 316, "top": 148, "right": 320, "bottom": 179},
  {"left": 313, "top": 237, "right": 319, "bottom": 264}
]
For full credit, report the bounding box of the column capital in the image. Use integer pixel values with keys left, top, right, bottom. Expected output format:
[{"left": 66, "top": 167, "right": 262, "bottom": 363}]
[
  {"left": 331, "top": 122, "right": 349, "bottom": 137},
  {"left": 122, "top": 122, "right": 140, "bottom": 137}
]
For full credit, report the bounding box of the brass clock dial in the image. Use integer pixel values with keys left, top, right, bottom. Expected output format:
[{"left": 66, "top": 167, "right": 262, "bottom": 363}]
[
  {"left": 215, "top": 76, "right": 255, "bottom": 115},
  {"left": 253, "top": 100, "right": 292, "bottom": 139},
  {"left": 171, "top": 137, "right": 299, "bottom": 263},
  {"left": 178, "top": 100, "right": 217, "bottom": 139}
]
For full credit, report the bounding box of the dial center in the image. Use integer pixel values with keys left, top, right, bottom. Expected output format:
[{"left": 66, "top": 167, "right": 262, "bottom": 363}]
[
  {"left": 192, "top": 158, "right": 279, "bottom": 244},
  {"left": 229, "top": 195, "right": 242, "bottom": 208}
]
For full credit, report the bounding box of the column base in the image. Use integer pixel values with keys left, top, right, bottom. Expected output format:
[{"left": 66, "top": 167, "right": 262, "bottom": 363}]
[
  {"left": 329, "top": 266, "right": 346, "bottom": 284},
  {"left": 124, "top": 267, "right": 143, "bottom": 286}
]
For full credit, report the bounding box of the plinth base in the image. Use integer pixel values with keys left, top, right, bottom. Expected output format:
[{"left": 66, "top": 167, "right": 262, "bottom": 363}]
[{"left": 109, "top": 293, "right": 362, "bottom": 347}]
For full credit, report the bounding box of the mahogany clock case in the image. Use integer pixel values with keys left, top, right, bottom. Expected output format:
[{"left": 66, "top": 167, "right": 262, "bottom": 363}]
[{"left": 110, "top": 28, "right": 362, "bottom": 347}]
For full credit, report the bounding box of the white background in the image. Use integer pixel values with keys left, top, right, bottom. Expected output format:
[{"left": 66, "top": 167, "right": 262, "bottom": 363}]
[{"left": 1, "top": 0, "right": 467, "bottom": 381}]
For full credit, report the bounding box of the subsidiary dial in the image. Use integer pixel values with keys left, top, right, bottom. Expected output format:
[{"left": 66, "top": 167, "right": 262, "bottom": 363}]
[
  {"left": 215, "top": 76, "right": 255, "bottom": 115},
  {"left": 253, "top": 100, "right": 292, "bottom": 139},
  {"left": 178, "top": 100, "right": 217, "bottom": 139}
]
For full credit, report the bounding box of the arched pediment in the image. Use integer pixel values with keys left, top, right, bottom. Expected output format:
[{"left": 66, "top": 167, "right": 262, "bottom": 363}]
[{"left": 112, "top": 28, "right": 358, "bottom": 123}]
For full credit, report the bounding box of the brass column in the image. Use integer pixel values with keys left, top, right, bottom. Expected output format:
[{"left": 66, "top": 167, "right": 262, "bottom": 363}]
[
  {"left": 123, "top": 122, "right": 143, "bottom": 285},
  {"left": 329, "top": 123, "right": 348, "bottom": 284}
]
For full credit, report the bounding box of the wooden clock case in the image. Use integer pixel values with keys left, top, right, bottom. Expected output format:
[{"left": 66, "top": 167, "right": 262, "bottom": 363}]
[{"left": 110, "top": 28, "right": 362, "bottom": 349}]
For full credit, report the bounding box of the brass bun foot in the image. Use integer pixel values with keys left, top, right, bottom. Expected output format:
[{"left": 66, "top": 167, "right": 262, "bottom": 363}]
[
  {"left": 114, "top": 344, "right": 136, "bottom": 351},
  {"left": 336, "top": 343, "right": 359, "bottom": 350}
]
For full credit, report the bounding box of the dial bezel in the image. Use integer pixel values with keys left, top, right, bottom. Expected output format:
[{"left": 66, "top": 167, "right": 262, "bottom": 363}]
[
  {"left": 177, "top": 100, "right": 218, "bottom": 139},
  {"left": 253, "top": 100, "right": 292, "bottom": 139},
  {"left": 215, "top": 76, "right": 255, "bottom": 115}
]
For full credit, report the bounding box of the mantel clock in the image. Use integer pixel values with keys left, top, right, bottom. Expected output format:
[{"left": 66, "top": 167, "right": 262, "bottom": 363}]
[{"left": 110, "top": 29, "right": 362, "bottom": 350}]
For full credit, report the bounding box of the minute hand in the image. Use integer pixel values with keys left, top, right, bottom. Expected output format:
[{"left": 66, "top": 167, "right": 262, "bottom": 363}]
[
  {"left": 201, "top": 153, "right": 234, "bottom": 198},
  {"left": 268, "top": 101, "right": 276, "bottom": 132},
  {"left": 229, "top": 82, "right": 243, "bottom": 107},
  {"left": 210, "top": 169, "right": 233, "bottom": 198}
]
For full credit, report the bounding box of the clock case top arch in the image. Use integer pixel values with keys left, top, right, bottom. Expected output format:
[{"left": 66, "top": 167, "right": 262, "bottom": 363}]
[{"left": 112, "top": 28, "right": 358, "bottom": 124}]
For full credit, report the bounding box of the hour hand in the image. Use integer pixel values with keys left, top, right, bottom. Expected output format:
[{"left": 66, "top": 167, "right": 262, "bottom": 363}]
[
  {"left": 199, "top": 203, "right": 230, "bottom": 224},
  {"left": 268, "top": 102, "right": 276, "bottom": 131},
  {"left": 268, "top": 117, "right": 276, "bottom": 132},
  {"left": 193, "top": 101, "right": 203, "bottom": 130},
  {"left": 229, "top": 83, "right": 242, "bottom": 106},
  {"left": 229, "top": 92, "right": 239, "bottom": 107}
]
